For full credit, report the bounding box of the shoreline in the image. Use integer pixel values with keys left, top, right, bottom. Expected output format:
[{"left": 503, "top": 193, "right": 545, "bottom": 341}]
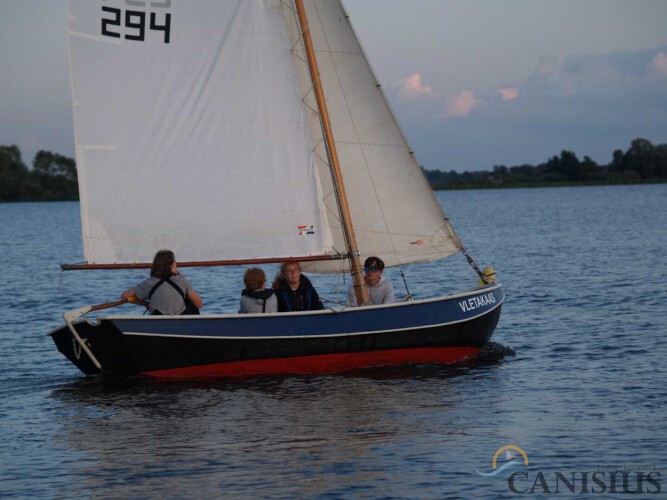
[{"left": 433, "top": 178, "right": 667, "bottom": 190}]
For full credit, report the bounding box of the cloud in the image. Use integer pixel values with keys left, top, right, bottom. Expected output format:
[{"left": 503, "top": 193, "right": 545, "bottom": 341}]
[
  {"left": 497, "top": 87, "right": 519, "bottom": 101},
  {"left": 394, "top": 73, "right": 438, "bottom": 100},
  {"left": 445, "top": 90, "right": 485, "bottom": 117},
  {"left": 649, "top": 50, "right": 667, "bottom": 78},
  {"left": 395, "top": 47, "right": 667, "bottom": 172},
  {"left": 525, "top": 47, "right": 667, "bottom": 99}
]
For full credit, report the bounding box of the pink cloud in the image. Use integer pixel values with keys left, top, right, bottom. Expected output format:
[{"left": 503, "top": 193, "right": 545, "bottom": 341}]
[
  {"left": 445, "top": 90, "right": 485, "bottom": 117},
  {"left": 497, "top": 87, "right": 519, "bottom": 101},
  {"left": 649, "top": 50, "right": 667, "bottom": 77},
  {"left": 395, "top": 73, "right": 438, "bottom": 100}
]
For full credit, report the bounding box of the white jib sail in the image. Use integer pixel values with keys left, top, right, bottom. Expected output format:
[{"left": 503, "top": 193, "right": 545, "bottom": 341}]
[
  {"left": 68, "top": 0, "right": 334, "bottom": 264},
  {"left": 284, "top": 0, "right": 463, "bottom": 273}
]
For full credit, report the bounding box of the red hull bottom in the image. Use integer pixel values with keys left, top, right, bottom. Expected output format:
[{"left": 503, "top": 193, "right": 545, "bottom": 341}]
[{"left": 141, "top": 346, "right": 481, "bottom": 378}]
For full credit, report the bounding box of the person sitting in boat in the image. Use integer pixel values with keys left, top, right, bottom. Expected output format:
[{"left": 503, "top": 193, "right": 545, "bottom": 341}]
[
  {"left": 346, "top": 256, "right": 395, "bottom": 306},
  {"left": 120, "top": 249, "right": 203, "bottom": 315},
  {"left": 272, "top": 262, "right": 324, "bottom": 312},
  {"left": 239, "top": 267, "right": 278, "bottom": 314}
]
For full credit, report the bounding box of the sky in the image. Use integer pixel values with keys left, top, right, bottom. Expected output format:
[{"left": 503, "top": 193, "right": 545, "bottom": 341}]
[{"left": 1, "top": 0, "right": 667, "bottom": 172}]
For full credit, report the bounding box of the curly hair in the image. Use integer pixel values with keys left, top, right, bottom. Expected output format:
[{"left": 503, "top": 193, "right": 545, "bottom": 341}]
[
  {"left": 272, "top": 261, "right": 301, "bottom": 289},
  {"left": 243, "top": 268, "right": 267, "bottom": 290},
  {"left": 151, "top": 249, "right": 176, "bottom": 279}
]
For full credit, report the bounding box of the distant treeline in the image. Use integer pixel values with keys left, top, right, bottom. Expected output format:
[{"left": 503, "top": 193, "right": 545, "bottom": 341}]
[
  {"left": 2, "top": 138, "right": 667, "bottom": 201},
  {"left": 424, "top": 138, "right": 667, "bottom": 189},
  {"left": 1, "top": 145, "right": 78, "bottom": 202}
]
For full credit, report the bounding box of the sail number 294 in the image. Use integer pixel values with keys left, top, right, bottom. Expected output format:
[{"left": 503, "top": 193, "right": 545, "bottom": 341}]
[{"left": 101, "top": 6, "right": 171, "bottom": 44}]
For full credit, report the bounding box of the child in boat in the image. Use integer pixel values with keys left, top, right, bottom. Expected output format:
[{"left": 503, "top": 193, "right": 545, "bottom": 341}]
[
  {"left": 239, "top": 267, "right": 278, "bottom": 314},
  {"left": 272, "top": 262, "right": 324, "bottom": 312}
]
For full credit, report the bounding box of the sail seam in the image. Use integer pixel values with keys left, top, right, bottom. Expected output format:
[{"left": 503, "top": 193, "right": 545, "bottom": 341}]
[{"left": 69, "top": 30, "right": 122, "bottom": 44}]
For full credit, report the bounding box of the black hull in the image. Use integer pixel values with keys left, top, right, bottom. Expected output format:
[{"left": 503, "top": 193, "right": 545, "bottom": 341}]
[{"left": 50, "top": 286, "right": 504, "bottom": 378}]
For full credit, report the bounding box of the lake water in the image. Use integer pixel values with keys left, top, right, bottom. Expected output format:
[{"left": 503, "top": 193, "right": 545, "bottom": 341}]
[{"left": 1, "top": 185, "right": 665, "bottom": 497}]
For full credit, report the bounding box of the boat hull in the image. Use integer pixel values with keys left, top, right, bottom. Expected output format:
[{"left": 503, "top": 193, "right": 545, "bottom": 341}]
[{"left": 50, "top": 285, "right": 503, "bottom": 378}]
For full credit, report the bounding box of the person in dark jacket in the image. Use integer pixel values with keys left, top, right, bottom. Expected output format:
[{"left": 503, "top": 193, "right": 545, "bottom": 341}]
[{"left": 272, "top": 262, "right": 324, "bottom": 312}]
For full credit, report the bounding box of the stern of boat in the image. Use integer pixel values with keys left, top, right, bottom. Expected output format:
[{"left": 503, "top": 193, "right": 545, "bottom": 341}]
[{"left": 49, "top": 319, "right": 138, "bottom": 376}]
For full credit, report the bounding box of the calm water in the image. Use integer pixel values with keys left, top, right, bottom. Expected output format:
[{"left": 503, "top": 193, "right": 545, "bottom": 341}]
[{"left": 1, "top": 185, "right": 665, "bottom": 498}]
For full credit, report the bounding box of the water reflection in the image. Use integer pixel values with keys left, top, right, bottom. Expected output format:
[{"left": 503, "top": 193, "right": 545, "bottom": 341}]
[{"left": 49, "top": 352, "right": 512, "bottom": 497}]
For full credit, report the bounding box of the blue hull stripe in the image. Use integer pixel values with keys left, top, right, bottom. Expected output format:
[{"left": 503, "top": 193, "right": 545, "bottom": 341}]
[{"left": 106, "top": 285, "right": 504, "bottom": 340}]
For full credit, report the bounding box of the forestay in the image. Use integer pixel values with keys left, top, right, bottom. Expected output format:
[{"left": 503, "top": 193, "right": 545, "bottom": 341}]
[{"left": 68, "top": 0, "right": 333, "bottom": 265}]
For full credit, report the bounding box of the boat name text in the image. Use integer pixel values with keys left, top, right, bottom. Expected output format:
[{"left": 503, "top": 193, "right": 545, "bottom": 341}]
[{"left": 459, "top": 292, "right": 496, "bottom": 312}]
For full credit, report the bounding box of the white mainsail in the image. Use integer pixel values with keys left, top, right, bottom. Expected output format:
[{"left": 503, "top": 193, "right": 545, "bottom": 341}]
[
  {"left": 68, "top": 0, "right": 333, "bottom": 265},
  {"left": 68, "top": 0, "right": 462, "bottom": 271}
]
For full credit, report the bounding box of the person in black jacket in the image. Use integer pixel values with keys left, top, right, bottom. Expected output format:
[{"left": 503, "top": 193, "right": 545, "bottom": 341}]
[{"left": 272, "top": 262, "right": 324, "bottom": 312}]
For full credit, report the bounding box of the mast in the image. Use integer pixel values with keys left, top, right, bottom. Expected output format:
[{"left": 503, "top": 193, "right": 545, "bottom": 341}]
[{"left": 294, "top": 0, "right": 369, "bottom": 306}]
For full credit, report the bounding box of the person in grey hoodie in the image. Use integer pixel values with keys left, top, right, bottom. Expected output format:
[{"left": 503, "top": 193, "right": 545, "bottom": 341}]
[
  {"left": 346, "top": 256, "right": 394, "bottom": 306},
  {"left": 238, "top": 267, "right": 278, "bottom": 314}
]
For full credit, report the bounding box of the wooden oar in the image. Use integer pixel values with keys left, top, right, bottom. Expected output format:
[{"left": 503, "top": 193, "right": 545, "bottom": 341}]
[
  {"left": 63, "top": 296, "right": 145, "bottom": 325},
  {"left": 88, "top": 295, "right": 148, "bottom": 312},
  {"left": 89, "top": 298, "right": 128, "bottom": 312}
]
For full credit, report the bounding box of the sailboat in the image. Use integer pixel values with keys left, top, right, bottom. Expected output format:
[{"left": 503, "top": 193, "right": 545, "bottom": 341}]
[{"left": 50, "top": 0, "right": 504, "bottom": 378}]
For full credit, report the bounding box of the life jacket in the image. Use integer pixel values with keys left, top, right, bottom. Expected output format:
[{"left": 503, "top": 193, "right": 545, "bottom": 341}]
[
  {"left": 241, "top": 289, "right": 275, "bottom": 313},
  {"left": 278, "top": 288, "right": 313, "bottom": 312},
  {"left": 148, "top": 277, "right": 200, "bottom": 315}
]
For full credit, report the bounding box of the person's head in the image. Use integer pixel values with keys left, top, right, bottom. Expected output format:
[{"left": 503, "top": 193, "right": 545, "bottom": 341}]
[
  {"left": 151, "top": 249, "right": 176, "bottom": 279},
  {"left": 363, "top": 256, "right": 385, "bottom": 287},
  {"left": 280, "top": 261, "right": 301, "bottom": 289},
  {"left": 244, "top": 268, "right": 267, "bottom": 290}
]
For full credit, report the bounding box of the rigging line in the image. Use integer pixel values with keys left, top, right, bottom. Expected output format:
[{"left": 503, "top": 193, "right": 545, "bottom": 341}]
[
  {"left": 313, "top": 1, "right": 405, "bottom": 277},
  {"left": 294, "top": 1, "right": 356, "bottom": 256},
  {"left": 281, "top": 0, "right": 297, "bottom": 18},
  {"left": 295, "top": 0, "right": 368, "bottom": 305},
  {"left": 313, "top": 142, "right": 328, "bottom": 163},
  {"left": 284, "top": 1, "right": 310, "bottom": 82},
  {"left": 338, "top": 2, "right": 465, "bottom": 270},
  {"left": 285, "top": 0, "right": 327, "bottom": 174},
  {"left": 292, "top": 51, "right": 307, "bottom": 65},
  {"left": 303, "top": 100, "right": 320, "bottom": 116},
  {"left": 285, "top": 0, "right": 339, "bottom": 234},
  {"left": 285, "top": 1, "right": 345, "bottom": 235},
  {"left": 318, "top": 118, "right": 352, "bottom": 254},
  {"left": 462, "top": 247, "right": 485, "bottom": 280},
  {"left": 400, "top": 269, "right": 413, "bottom": 302},
  {"left": 284, "top": 5, "right": 319, "bottom": 120},
  {"left": 302, "top": 84, "right": 315, "bottom": 102}
]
